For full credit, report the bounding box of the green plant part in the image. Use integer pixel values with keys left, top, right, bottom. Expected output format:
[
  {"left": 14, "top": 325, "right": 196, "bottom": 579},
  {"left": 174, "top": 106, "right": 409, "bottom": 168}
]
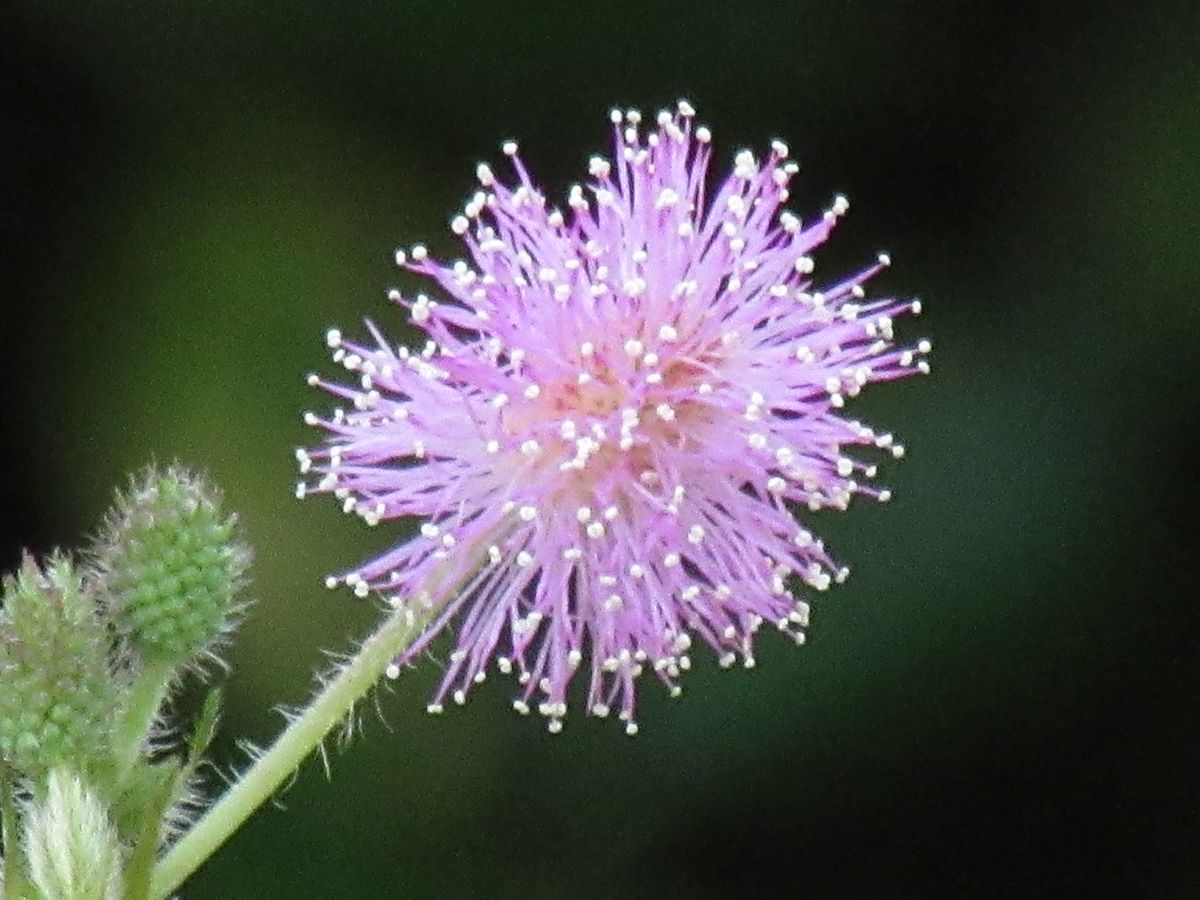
[
  {"left": 90, "top": 465, "right": 251, "bottom": 669},
  {"left": 22, "top": 768, "right": 124, "bottom": 900},
  {"left": 0, "top": 558, "right": 117, "bottom": 778}
]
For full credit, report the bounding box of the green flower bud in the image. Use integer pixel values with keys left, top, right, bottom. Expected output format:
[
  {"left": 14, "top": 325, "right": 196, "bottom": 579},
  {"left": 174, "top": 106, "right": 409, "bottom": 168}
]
[
  {"left": 91, "top": 466, "right": 250, "bottom": 667},
  {"left": 0, "top": 558, "right": 117, "bottom": 775},
  {"left": 23, "top": 768, "right": 124, "bottom": 900}
]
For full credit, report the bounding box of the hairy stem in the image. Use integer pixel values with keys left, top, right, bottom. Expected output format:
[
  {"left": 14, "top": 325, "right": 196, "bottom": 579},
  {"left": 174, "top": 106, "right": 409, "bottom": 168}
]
[
  {"left": 114, "top": 661, "right": 175, "bottom": 779},
  {"left": 148, "top": 601, "right": 432, "bottom": 898},
  {"left": 1, "top": 761, "right": 30, "bottom": 898}
]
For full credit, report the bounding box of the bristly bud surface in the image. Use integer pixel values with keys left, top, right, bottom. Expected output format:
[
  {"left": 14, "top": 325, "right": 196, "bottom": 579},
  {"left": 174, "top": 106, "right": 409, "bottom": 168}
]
[
  {"left": 0, "top": 557, "right": 117, "bottom": 775},
  {"left": 22, "top": 767, "right": 124, "bottom": 900},
  {"left": 91, "top": 465, "right": 250, "bottom": 668}
]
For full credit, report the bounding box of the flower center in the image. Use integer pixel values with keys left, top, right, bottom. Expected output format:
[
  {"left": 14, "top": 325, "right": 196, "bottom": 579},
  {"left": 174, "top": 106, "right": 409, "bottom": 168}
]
[{"left": 497, "top": 342, "right": 725, "bottom": 508}]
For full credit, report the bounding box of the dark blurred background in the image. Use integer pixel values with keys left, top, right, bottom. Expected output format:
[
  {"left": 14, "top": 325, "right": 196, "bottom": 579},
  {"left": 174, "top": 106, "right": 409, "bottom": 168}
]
[{"left": 2, "top": 1, "right": 1197, "bottom": 896}]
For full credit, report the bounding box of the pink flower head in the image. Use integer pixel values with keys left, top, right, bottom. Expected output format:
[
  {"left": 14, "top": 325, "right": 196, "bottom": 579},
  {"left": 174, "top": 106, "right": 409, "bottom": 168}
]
[{"left": 299, "top": 102, "right": 929, "bottom": 734}]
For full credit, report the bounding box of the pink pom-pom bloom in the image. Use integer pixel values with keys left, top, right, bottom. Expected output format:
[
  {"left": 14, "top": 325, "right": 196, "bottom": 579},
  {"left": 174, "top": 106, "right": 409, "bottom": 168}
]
[{"left": 299, "top": 102, "right": 929, "bottom": 734}]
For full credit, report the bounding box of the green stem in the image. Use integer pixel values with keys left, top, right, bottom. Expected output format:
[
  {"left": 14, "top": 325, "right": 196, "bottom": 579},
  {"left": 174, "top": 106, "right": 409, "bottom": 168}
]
[
  {"left": 1, "top": 761, "right": 31, "bottom": 898},
  {"left": 148, "top": 602, "right": 432, "bottom": 899},
  {"left": 115, "top": 661, "right": 175, "bottom": 779},
  {"left": 123, "top": 764, "right": 181, "bottom": 900}
]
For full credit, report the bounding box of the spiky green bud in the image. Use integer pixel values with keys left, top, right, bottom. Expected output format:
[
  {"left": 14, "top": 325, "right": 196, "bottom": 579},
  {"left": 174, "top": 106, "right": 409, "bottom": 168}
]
[
  {"left": 0, "top": 558, "right": 117, "bottom": 775},
  {"left": 23, "top": 768, "right": 124, "bottom": 900},
  {"left": 91, "top": 465, "right": 250, "bottom": 667}
]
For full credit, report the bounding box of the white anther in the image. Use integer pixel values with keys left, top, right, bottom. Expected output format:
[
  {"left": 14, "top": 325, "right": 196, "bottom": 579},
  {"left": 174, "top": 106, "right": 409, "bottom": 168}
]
[
  {"left": 656, "top": 187, "right": 680, "bottom": 209},
  {"left": 734, "top": 149, "right": 757, "bottom": 179}
]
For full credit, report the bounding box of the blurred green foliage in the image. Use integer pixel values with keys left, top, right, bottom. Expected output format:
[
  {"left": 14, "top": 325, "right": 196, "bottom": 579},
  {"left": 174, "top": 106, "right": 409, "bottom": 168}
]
[{"left": 2, "top": 0, "right": 1197, "bottom": 896}]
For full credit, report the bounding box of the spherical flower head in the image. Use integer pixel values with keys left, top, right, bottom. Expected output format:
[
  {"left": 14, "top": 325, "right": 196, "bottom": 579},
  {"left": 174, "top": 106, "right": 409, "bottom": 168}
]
[
  {"left": 301, "top": 102, "right": 930, "bottom": 733},
  {"left": 0, "top": 557, "right": 117, "bottom": 774},
  {"left": 90, "top": 465, "right": 250, "bottom": 668}
]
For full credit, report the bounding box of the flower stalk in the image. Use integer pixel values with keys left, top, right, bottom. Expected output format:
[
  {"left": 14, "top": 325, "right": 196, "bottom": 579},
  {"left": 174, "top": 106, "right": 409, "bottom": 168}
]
[
  {"left": 111, "top": 661, "right": 175, "bottom": 785},
  {"left": 148, "top": 602, "right": 426, "bottom": 898}
]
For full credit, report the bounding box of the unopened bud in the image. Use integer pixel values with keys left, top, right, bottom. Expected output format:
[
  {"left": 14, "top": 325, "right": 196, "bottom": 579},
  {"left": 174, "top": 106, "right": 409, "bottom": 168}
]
[
  {"left": 0, "top": 557, "right": 116, "bottom": 774},
  {"left": 23, "top": 767, "right": 124, "bottom": 900},
  {"left": 91, "top": 465, "right": 250, "bottom": 666}
]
